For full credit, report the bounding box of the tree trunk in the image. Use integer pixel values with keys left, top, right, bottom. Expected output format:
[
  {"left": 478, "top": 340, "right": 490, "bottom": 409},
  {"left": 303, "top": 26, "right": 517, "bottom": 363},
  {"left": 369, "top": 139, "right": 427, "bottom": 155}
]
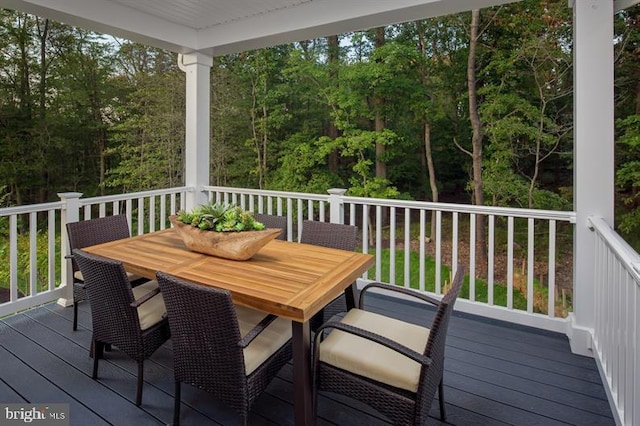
[
  {"left": 416, "top": 20, "right": 439, "bottom": 239},
  {"left": 374, "top": 27, "right": 387, "bottom": 181},
  {"left": 262, "top": 74, "right": 268, "bottom": 189},
  {"left": 468, "top": 9, "right": 487, "bottom": 270},
  {"left": 425, "top": 122, "right": 439, "bottom": 238},
  {"left": 327, "top": 35, "right": 340, "bottom": 174},
  {"left": 37, "top": 18, "right": 49, "bottom": 203}
]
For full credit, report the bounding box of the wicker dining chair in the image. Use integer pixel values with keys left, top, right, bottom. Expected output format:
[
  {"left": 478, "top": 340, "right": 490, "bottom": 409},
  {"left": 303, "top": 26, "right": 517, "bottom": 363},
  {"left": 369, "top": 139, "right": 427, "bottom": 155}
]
[
  {"left": 73, "top": 249, "right": 170, "bottom": 406},
  {"left": 299, "top": 220, "right": 358, "bottom": 331},
  {"left": 66, "top": 214, "right": 147, "bottom": 330},
  {"left": 313, "top": 266, "right": 465, "bottom": 425},
  {"left": 156, "top": 271, "right": 293, "bottom": 426},
  {"left": 253, "top": 213, "right": 288, "bottom": 240}
]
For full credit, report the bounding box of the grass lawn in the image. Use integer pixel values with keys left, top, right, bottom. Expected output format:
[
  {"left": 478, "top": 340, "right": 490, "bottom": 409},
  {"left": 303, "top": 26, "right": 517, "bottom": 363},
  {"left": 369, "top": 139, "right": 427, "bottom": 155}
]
[{"left": 366, "top": 248, "right": 555, "bottom": 314}]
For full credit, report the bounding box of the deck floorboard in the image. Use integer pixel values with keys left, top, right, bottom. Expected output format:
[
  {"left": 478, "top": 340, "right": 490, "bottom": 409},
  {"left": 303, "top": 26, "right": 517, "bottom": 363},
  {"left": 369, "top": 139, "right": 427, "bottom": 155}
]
[{"left": 0, "top": 295, "right": 614, "bottom": 426}]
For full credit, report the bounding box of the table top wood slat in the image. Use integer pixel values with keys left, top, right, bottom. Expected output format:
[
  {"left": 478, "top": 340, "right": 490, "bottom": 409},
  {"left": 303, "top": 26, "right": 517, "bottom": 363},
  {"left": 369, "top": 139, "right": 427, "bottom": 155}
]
[{"left": 84, "top": 228, "right": 374, "bottom": 322}]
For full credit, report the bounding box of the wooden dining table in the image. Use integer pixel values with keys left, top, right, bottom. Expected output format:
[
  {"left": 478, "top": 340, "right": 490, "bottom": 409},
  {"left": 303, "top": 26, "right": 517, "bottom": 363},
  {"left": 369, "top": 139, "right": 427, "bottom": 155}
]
[{"left": 83, "top": 227, "right": 374, "bottom": 425}]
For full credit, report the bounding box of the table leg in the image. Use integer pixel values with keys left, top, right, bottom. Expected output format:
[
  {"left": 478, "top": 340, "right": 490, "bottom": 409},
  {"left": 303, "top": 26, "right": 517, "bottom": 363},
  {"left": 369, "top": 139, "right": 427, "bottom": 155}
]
[
  {"left": 344, "top": 282, "right": 357, "bottom": 309},
  {"left": 292, "top": 320, "right": 315, "bottom": 426}
]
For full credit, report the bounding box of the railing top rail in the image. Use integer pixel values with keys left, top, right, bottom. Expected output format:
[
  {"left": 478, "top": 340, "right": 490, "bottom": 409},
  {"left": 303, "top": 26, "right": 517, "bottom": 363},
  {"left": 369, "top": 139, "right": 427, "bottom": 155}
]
[
  {"left": 205, "top": 186, "right": 576, "bottom": 222},
  {"left": 589, "top": 216, "right": 640, "bottom": 283},
  {"left": 342, "top": 196, "right": 576, "bottom": 222},
  {"left": 79, "top": 186, "right": 193, "bottom": 206},
  {"left": 203, "top": 186, "right": 328, "bottom": 202},
  {"left": 0, "top": 201, "right": 64, "bottom": 216}
]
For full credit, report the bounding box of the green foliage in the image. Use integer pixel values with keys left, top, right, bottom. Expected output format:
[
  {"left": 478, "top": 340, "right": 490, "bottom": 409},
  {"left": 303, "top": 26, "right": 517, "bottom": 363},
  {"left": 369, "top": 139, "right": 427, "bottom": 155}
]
[
  {"left": 270, "top": 134, "right": 341, "bottom": 193},
  {"left": 0, "top": 231, "right": 60, "bottom": 296},
  {"left": 368, "top": 248, "right": 536, "bottom": 312},
  {"left": 616, "top": 115, "right": 640, "bottom": 243},
  {"left": 176, "top": 203, "right": 265, "bottom": 232}
]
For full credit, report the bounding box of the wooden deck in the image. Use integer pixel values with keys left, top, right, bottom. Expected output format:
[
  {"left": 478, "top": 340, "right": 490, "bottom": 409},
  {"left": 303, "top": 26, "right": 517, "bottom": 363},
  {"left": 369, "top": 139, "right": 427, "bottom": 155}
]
[{"left": 0, "top": 293, "right": 614, "bottom": 426}]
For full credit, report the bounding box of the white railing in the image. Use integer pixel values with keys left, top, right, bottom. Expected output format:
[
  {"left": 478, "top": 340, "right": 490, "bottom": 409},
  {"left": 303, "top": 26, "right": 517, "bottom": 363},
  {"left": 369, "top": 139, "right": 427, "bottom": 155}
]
[
  {"left": 590, "top": 216, "right": 639, "bottom": 426},
  {"left": 0, "top": 187, "right": 191, "bottom": 317},
  {"left": 205, "top": 185, "right": 576, "bottom": 332},
  {"left": 79, "top": 187, "right": 190, "bottom": 236},
  {"left": 0, "top": 201, "right": 64, "bottom": 317},
  {"left": 1, "top": 185, "right": 577, "bottom": 329}
]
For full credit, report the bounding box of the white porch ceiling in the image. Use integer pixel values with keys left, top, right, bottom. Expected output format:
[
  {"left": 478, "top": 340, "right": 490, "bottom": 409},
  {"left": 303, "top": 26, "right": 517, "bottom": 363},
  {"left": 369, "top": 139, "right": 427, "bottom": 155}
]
[{"left": 0, "top": 0, "right": 518, "bottom": 56}]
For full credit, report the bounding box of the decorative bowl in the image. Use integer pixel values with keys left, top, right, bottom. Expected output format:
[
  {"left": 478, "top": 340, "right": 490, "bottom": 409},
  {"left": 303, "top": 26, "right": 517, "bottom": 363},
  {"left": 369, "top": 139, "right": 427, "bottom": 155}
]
[{"left": 169, "top": 215, "right": 282, "bottom": 260}]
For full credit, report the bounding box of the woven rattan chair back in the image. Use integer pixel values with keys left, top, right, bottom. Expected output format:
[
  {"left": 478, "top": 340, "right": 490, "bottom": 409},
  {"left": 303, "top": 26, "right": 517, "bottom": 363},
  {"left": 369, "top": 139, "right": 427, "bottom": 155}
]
[
  {"left": 414, "top": 267, "right": 465, "bottom": 424},
  {"left": 73, "top": 249, "right": 170, "bottom": 406},
  {"left": 300, "top": 220, "right": 358, "bottom": 330},
  {"left": 156, "top": 272, "right": 292, "bottom": 426},
  {"left": 300, "top": 220, "right": 357, "bottom": 251},
  {"left": 67, "top": 214, "right": 131, "bottom": 272},
  {"left": 314, "top": 266, "right": 465, "bottom": 426},
  {"left": 66, "top": 214, "right": 132, "bottom": 330},
  {"left": 253, "top": 213, "right": 287, "bottom": 240}
]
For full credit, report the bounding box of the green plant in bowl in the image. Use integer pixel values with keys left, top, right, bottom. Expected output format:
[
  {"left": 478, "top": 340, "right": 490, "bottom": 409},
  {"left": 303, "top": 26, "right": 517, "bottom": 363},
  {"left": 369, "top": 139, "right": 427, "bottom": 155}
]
[{"left": 176, "top": 203, "right": 265, "bottom": 232}]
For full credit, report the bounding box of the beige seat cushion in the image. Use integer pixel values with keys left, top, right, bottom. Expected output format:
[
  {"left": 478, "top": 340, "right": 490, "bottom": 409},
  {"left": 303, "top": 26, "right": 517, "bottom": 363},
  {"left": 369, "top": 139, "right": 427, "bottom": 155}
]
[
  {"left": 319, "top": 308, "right": 430, "bottom": 392},
  {"left": 235, "top": 305, "right": 292, "bottom": 375},
  {"left": 74, "top": 270, "right": 144, "bottom": 283},
  {"left": 131, "top": 280, "right": 167, "bottom": 331}
]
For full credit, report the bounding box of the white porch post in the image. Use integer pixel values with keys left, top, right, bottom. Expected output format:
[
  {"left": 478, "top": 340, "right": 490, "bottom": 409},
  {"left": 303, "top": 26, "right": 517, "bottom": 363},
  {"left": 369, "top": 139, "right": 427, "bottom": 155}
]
[
  {"left": 570, "top": 0, "right": 614, "bottom": 356},
  {"left": 181, "top": 52, "right": 213, "bottom": 209},
  {"left": 328, "top": 188, "right": 347, "bottom": 224},
  {"left": 57, "top": 191, "right": 82, "bottom": 307}
]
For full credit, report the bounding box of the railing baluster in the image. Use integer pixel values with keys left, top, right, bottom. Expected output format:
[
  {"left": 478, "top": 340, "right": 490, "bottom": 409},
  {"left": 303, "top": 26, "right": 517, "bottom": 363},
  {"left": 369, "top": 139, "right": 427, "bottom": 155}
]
[
  {"left": 349, "top": 203, "right": 356, "bottom": 226},
  {"left": 435, "top": 210, "right": 442, "bottom": 294},
  {"left": 149, "top": 195, "right": 156, "bottom": 233},
  {"left": 362, "top": 204, "right": 369, "bottom": 280},
  {"left": 137, "top": 197, "right": 144, "bottom": 236},
  {"left": 126, "top": 199, "right": 133, "bottom": 229},
  {"left": 404, "top": 208, "right": 410, "bottom": 289},
  {"left": 452, "top": 212, "right": 458, "bottom": 274},
  {"left": 469, "top": 213, "right": 476, "bottom": 301},
  {"left": 376, "top": 205, "right": 382, "bottom": 281},
  {"left": 633, "top": 281, "right": 639, "bottom": 426},
  {"left": 160, "top": 195, "right": 167, "bottom": 230},
  {"left": 248, "top": 194, "right": 255, "bottom": 212},
  {"left": 307, "top": 200, "right": 313, "bottom": 221},
  {"left": 548, "top": 220, "right": 556, "bottom": 317},
  {"left": 29, "top": 212, "right": 37, "bottom": 296},
  {"left": 389, "top": 206, "right": 396, "bottom": 286},
  {"left": 527, "top": 218, "right": 534, "bottom": 313},
  {"left": 488, "top": 215, "right": 495, "bottom": 306},
  {"left": 286, "top": 198, "right": 293, "bottom": 241},
  {"left": 9, "top": 214, "right": 18, "bottom": 301},
  {"left": 48, "top": 210, "right": 56, "bottom": 291},
  {"left": 419, "top": 209, "right": 426, "bottom": 292},
  {"left": 507, "top": 216, "right": 514, "bottom": 310}
]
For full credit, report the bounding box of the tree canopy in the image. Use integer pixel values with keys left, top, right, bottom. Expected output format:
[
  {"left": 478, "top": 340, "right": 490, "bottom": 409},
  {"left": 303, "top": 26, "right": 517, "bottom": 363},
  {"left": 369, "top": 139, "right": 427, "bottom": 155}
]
[{"left": 1, "top": 1, "right": 639, "bottom": 247}]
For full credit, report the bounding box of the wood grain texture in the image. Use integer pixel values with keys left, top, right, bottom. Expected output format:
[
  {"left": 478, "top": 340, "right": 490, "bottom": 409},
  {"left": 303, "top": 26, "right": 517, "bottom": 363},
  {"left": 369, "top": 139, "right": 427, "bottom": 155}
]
[{"left": 84, "top": 228, "right": 374, "bottom": 322}]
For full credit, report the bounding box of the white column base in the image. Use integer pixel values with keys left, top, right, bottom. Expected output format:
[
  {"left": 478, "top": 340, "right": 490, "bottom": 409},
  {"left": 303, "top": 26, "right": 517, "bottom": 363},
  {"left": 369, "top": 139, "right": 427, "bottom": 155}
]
[
  {"left": 56, "top": 297, "right": 74, "bottom": 308},
  {"left": 566, "top": 313, "right": 594, "bottom": 357}
]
